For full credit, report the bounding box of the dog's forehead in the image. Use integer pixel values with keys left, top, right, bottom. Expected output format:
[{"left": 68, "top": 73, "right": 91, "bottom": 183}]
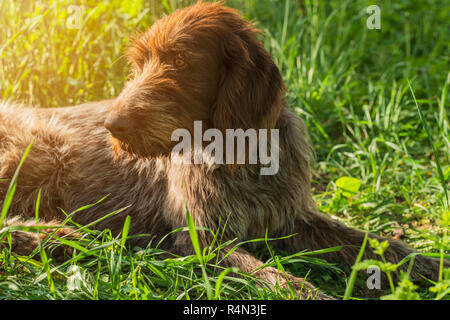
[
  {"left": 147, "top": 21, "right": 192, "bottom": 53},
  {"left": 147, "top": 15, "right": 212, "bottom": 53},
  {"left": 145, "top": 3, "right": 240, "bottom": 54}
]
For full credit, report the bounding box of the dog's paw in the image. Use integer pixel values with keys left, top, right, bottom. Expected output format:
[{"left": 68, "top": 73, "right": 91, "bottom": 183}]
[
  {"left": 283, "top": 274, "right": 335, "bottom": 300},
  {"left": 257, "top": 267, "right": 335, "bottom": 300}
]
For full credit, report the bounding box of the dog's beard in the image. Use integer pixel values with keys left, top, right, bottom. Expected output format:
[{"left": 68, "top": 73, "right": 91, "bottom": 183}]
[{"left": 109, "top": 134, "right": 170, "bottom": 160}]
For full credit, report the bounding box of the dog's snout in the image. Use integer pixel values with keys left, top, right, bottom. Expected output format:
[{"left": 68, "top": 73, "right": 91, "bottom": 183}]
[{"left": 104, "top": 113, "right": 130, "bottom": 137}]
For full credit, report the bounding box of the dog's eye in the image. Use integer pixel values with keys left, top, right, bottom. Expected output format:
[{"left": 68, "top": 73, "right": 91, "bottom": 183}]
[{"left": 174, "top": 57, "right": 185, "bottom": 68}]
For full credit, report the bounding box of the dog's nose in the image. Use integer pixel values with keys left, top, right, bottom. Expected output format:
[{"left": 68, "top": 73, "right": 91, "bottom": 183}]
[{"left": 104, "top": 114, "right": 130, "bottom": 137}]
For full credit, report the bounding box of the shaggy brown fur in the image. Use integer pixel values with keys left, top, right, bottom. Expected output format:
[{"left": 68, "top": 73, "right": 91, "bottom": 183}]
[{"left": 0, "top": 2, "right": 447, "bottom": 299}]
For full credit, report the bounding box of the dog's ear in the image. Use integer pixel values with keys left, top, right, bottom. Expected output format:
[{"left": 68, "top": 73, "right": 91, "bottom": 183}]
[{"left": 212, "top": 27, "right": 284, "bottom": 132}]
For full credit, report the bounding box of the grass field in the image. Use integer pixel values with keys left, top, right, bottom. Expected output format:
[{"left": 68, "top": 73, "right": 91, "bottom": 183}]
[{"left": 0, "top": 0, "right": 449, "bottom": 300}]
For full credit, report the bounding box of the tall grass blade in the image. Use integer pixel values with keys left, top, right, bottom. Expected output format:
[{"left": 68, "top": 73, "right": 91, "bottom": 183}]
[
  {"left": 0, "top": 139, "right": 34, "bottom": 227},
  {"left": 186, "top": 208, "right": 213, "bottom": 299}
]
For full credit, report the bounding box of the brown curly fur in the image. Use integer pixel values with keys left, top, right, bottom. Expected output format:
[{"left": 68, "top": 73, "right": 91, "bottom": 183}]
[{"left": 0, "top": 2, "right": 447, "bottom": 299}]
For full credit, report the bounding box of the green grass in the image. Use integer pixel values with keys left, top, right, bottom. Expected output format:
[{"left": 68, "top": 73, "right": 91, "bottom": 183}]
[{"left": 0, "top": 0, "right": 449, "bottom": 300}]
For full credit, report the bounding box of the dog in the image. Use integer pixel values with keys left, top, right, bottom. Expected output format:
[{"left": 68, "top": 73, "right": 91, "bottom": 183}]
[{"left": 0, "top": 2, "right": 447, "bottom": 299}]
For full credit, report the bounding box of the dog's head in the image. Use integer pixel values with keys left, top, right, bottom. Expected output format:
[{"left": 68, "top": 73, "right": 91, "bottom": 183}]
[{"left": 105, "top": 1, "right": 284, "bottom": 158}]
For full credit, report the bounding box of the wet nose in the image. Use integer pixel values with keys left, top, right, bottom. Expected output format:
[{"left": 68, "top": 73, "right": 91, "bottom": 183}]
[{"left": 104, "top": 113, "right": 130, "bottom": 137}]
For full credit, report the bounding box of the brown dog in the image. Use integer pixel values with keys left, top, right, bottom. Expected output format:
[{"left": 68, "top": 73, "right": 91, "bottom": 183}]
[{"left": 0, "top": 2, "right": 447, "bottom": 299}]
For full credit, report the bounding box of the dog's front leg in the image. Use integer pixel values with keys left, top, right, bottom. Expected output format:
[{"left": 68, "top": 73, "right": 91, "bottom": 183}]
[
  {"left": 170, "top": 230, "right": 332, "bottom": 299},
  {"left": 223, "top": 246, "right": 333, "bottom": 299}
]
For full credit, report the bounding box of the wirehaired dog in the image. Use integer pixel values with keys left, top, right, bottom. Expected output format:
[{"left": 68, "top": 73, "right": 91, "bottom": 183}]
[{"left": 0, "top": 2, "right": 447, "bottom": 299}]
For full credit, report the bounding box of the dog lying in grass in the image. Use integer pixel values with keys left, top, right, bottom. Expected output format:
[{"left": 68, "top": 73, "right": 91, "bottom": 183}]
[{"left": 0, "top": 1, "right": 447, "bottom": 299}]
